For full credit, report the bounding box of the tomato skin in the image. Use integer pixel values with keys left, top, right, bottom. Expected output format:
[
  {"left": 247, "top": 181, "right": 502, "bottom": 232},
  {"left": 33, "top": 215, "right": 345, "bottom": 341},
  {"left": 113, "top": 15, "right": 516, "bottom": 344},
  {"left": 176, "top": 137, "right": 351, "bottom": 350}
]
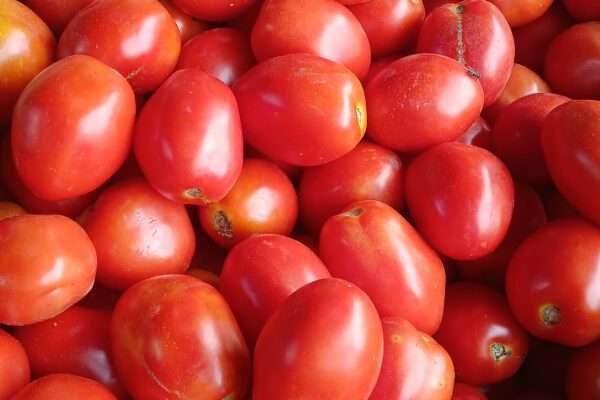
[
  {"left": 563, "top": 0, "right": 600, "bottom": 22},
  {"left": 159, "top": 0, "right": 208, "bottom": 43},
  {"left": 0, "top": 215, "right": 96, "bottom": 326},
  {"left": 134, "top": 68, "right": 243, "bottom": 205},
  {"left": 0, "top": 329, "right": 30, "bottom": 399},
  {"left": 452, "top": 383, "right": 487, "bottom": 400},
  {"left": 506, "top": 219, "right": 600, "bottom": 347},
  {"left": 220, "top": 234, "right": 330, "bottom": 346},
  {"left": 21, "top": 0, "right": 93, "bottom": 34},
  {"left": 366, "top": 54, "right": 483, "bottom": 152},
  {"left": 171, "top": 0, "right": 256, "bottom": 21},
  {"left": 234, "top": 53, "right": 366, "bottom": 166},
  {"left": 369, "top": 318, "right": 454, "bottom": 400},
  {"left": 57, "top": 0, "right": 181, "bottom": 94},
  {"left": 486, "top": 0, "right": 553, "bottom": 27},
  {"left": 435, "top": 282, "right": 529, "bottom": 385},
  {"left": 542, "top": 100, "right": 600, "bottom": 225},
  {"left": 253, "top": 278, "right": 383, "bottom": 400},
  {"left": 406, "top": 142, "right": 514, "bottom": 261},
  {"left": 251, "top": 0, "right": 371, "bottom": 79},
  {"left": 11, "top": 374, "right": 116, "bottom": 400},
  {"left": 566, "top": 342, "right": 600, "bottom": 400},
  {"left": 320, "top": 200, "right": 445, "bottom": 334},
  {"left": 457, "top": 117, "right": 492, "bottom": 151}
]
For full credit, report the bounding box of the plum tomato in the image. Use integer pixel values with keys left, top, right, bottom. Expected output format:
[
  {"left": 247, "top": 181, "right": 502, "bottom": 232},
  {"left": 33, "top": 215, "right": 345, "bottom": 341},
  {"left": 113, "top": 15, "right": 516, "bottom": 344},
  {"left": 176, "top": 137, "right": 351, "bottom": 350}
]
[
  {"left": 11, "top": 374, "right": 116, "bottom": 400},
  {"left": 486, "top": 0, "right": 553, "bottom": 27},
  {"left": 506, "top": 219, "right": 600, "bottom": 347},
  {"left": 220, "top": 234, "right": 330, "bottom": 346},
  {"left": 233, "top": 53, "right": 366, "bottom": 166},
  {"left": 111, "top": 274, "right": 250, "bottom": 400},
  {"left": 566, "top": 341, "right": 600, "bottom": 400},
  {"left": 253, "top": 278, "right": 383, "bottom": 400},
  {"left": 563, "top": 0, "right": 600, "bottom": 22},
  {"left": 171, "top": 0, "right": 256, "bottom": 21},
  {"left": 57, "top": 0, "right": 181, "bottom": 94},
  {"left": 435, "top": 282, "right": 529, "bottom": 385},
  {"left": 405, "top": 142, "right": 514, "bottom": 261},
  {"left": 452, "top": 383, "right": 487, "bottom": 400},
  {"left": 366, "top": 54, "right": 484, "bottom": 153},
  {"left": 198, "top": 158, "right": 298, "bottom": 248},
  {"left": 319, "top": 200, "right": 445, "bottom": 335},
  {"left": 159, "top": 0, "right": 208, "bottom": 43},
  {"left": 21, "top": 0, "right": 93, "bottom": 34},
  {"left": 417, "top": 0, "right": 514, "bottom": 106},
  {"left": 0, "top": 201, "right": 25, "bottom": 221},
  {"left": 134, "top": 68, "right": 243, "bottom": 205},
  {"left": 0, "top": 214, "right": 96, "bottom": 326},
  {"left": 457, "top": 117, "right": 492, "bottom": 151},
  {"left": 0, "top": 329, "right": 30, "bottom": 399}
]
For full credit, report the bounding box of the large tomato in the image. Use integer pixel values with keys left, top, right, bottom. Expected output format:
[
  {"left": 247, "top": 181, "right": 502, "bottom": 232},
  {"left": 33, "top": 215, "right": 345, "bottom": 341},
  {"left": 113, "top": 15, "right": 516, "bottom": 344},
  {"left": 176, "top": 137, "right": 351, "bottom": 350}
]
[
  {"left": 0, "top": 329, "right": 30, "bottom": 399},
  {"left": 11, "top": 374, "right": 116, "bottom": 400},
  {"left": 171, "top": 0, "right": 256, "bottom": 21},
  {"left": 21, "top": 0, "right": 93, "bottom": 34},
  {"left": 566, "top": 342, "right": 600, "bottom": 399}
]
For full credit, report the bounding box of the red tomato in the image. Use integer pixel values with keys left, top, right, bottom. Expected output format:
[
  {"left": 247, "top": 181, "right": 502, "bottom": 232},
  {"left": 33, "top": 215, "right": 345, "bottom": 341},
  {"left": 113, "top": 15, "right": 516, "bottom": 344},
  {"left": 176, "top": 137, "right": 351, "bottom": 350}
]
[
  {"left": 0, "top": 0, "right": 54, "bottom": 126},
  {"left": 417, "top": 0, "right": 514, "bottom": 106},
  {"left": 299, "top": 141, "right": 404, "bottom": 233},
  {"left": 11, "top": 55, "right": 135, "bottom": 201},
  {"left": 566, "top": 341, "right": 600, "bottom": 400},
  {"left": 366, "top": 54, "right": 484, "bottom": 152},
  {"left": 233, "top": 53, "right": 366, "bottom": 166},
  {"left": 0, "top": 329, "right": 30, "bottom": 399},
  {"left": 369, "top": 318, "right": 455, "bottom": 400},
  {"left": 57, "top": 0, "right": 181, "bottom": 94},
  {"left": 134, "top": 68, "right": 243, "bottom": 204},
  {"left": 542, "top": 100, "right": 600, "bottom": 225},
  {"left": 0, "top": 214, "right": 96, "bottom": 325},
  {"left": 506, "top": 219, "right": 600, "bottom": 347},
  {"left": 11, "top": 374, "right": 116, "bottom": 400},
  {"left": 0, "top": 201, "right": 25, "bottom": 221},
  {"left": 111, "top": 275, "right": 250, "bottom": 399},
  {"left": 435, "top": 282, "right": 529, "bottom": 385},
  {"left": 320, "top": 200, "right": 445, "bottom": 334},
  {"left": 544, "top": 22, "right": 600, "bottom": 100},
  {"left": 405, "top": 142, "right": 514, "bottom": 260},
  {"left": 253, "top": 278, "right": 383, "bottom": 400},
  {"left": 457, "top": 117, "right": 493, "bottom": 151},
  {"left": 176, "top": 28, "right": 255, "bottom": 86},
  {"left": 348, "top": 0, "right": 425, "bottom": 57},
  {"left": 563, "top": 0, "right": 600, "bottom": 22},
  {"left": 159, "top": 0, "right": 208, "bottom": 43},
  {"left": 21, "top": 0, "right": 93, "bottom": 34},
  {"left": 171, "top": 0, "right": 256, "bottom": 21},
  {"left": 251, "top": 0, "right": 371, "bottom": 79},
  {"left": 220, "top": 234, "right": 330, "bottom": 346},
  {"left": 487, "top": 0, "right": 553, "bottom": 27},
  {"left": 453, "top": 383, "right": 487, "bottom": 400},
  {"left": 198, "top": 158, "right": 298, "bottom": 248}
]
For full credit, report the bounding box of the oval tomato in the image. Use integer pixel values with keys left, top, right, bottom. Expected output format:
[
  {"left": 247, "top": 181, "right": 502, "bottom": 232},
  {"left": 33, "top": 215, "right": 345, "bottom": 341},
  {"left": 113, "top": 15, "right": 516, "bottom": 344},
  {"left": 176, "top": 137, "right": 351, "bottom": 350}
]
[
  {"left": 11, "top": 374, "right": 116, "bottom": 400},
  {"left": 0, "top": 329, "right": 30, "bottom": 399},
  {"left": 21, "top": 0, "right": 93, "bottom": 34},
  {"left": 566, "top": 342, "right": 600, "bottom": 400},
  {"left": 159, "top": 0, "right": 208, "bottom": 42},
  {"left": 171, "top": 0, "right": 256, "bottom": 21},
  {"left": 453, "top": 383, "right": 487, "bottom": 400}
]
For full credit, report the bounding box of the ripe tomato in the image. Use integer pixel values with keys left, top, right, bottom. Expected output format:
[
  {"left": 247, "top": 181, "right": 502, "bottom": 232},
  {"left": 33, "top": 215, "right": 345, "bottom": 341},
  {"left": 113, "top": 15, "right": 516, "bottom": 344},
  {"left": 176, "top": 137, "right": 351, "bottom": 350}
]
[
  {"left": 506, "top": 219, "right": 600, "bottom": 347},
  {"left": 369, "top": 318, "right": 454, "bottom": 400},
  {"left": 171, "top": 0, "right": 256, "bottom": 21},
  {"left": 111, "top": 274, "right": 250, "bottom": 399},
  {"left": 234, "top": 53, "right": 366, "bottom": 166},
  {"left": 251, "top": 0, "right": 371, "bottom": 79},
  {"left": 159, "top": 0, "right": 208, "bottom": 43},
  {"left": 486, "top": 0, "right": 553, "bottom": 27},
  {"left": 453, "top": 383, "right": 487, "bottom": 400},
  {"left": 417, "top": 0, "right": 514, "bottom": 106},
  {"left": 542, "top": 100, "right": 600, "bottom": 225},
  {"left": 435, "top": 282, "right": 529, "bottom": 385},
  {"left": 320, "top": 200, "right": 445, "bottom": 334},
  {"left": 0, "top": 214, "right": 96, "bottom": 325},
  {"left": 57, "top": 0, "right": 181, "bottom": 94},
  {"left": 566, "top": 342, "right": 600, "bottom": 400},
  {"left": 366, "top": 54, "right": 483, "bottom": 152},
  {"left": 11, "top": 374, "right": 116, "bottom": 400},
  {"left": 0, "top": 329, "right": 30, "bottom": 399},
  {"left": 134, "top": 68, "right": 243, "bottom": 204},
  {"left": 21, "top": 0, "right": 93, "bottom": 34},
  {"left": 253, "top": 278, "right": 383, "bottom": 400},
  {"left": 405, "top": 142, "right": 514, "bottom": 261},
  {"left": 220, "top": 234, "right": 330, "bottom": 346},
  {"left": 457, "top": 117, "right": 492, "bottom": 151},
  {"left": 0, "top": 201, "right": 25, "bottom": 221},
  {"left": 563, "top": 0, "right": 600, "bottom": 21}
]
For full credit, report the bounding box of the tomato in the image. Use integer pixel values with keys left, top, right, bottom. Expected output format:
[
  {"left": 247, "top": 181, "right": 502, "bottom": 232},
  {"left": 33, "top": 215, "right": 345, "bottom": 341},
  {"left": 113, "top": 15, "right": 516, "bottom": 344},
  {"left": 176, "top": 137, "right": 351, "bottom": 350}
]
[
  {"left": 11, "top": 374, "right": 116, "bottom": 400},
  {"left": 452, "top": 383, "right": 487, "bottom": 400},
  {"left": 563, "top": 0, "right": 600, "bottom": 22},
  {"left": 457, "top": 117, "right": 492, "bottom": 150},
  {"left": 566, "top": 341, "right": 600, "bottom": 400},
  {"left": 198, "top": 158, "right": 297, "bottom": 248},
  {"left": 0, "top": 0, "right": 54, "bottom": 126},
  {"left": 363, "top": 55, "right": 399, "bottom": 85},
  {"left": 492, "top": 93, "right": 569, "bottom": 185},
  {"left": 176, "top": 28, "right": 255, "bottom": 85},
  {"left": 320, "top": 200, "right": 445, "bottom": 334},
  {"left": 486, "top": 0, "right": 553, "bottom": 27},
  {"left": 405, "top": 142, "right": 514, "bottom": 261},
  {"left": 417, "top": 0, "right": 514, "bottom": 106},
  {"left": 159, "top": 0, "right": 208, "bottom": 43},
  {"left": 111, "top": 274, "right": 250, "bottom": 399},
  {"left": 0, "top": 201, "right": 25, "bottom": 221},
  {"left": 542, "top": 188, "right": 580, "bottom": 221},
  {"left": 0, "top": 214, "right": 96, "bottom": 325},
  {"left": 299, "top": 141, "right": 403, "bottom": 233},
  {"left": 369, "top": 318, "right": 454, "bottom": 400},
  {"left": 171, "top": 0, "right": 256, "bottom": 21},
  {"left": 253, "top": 278, "right": 383, "bottom": 400},
  {"left": 134, "top": 68, "right": 243, "bottom": 204},
  {"left": 544, "top": 22, "right": 600, "bottom": 100},
  {"left": 220, "top": 234, "right": 330, "bottom": 346},
  {"left": 57, "top": 0, "right": 181, "bottom": 94},
  {"left": 21, "top": 0, "right": 93, "bottom": 34},
  {"left": 348, "top": 0, "right": 425, "bottom": 57},
  {"left": 0, "top": 329, "right": 30, "bottom": 399},
  {"left": 11, "top": 55, "right": 135, "bottom": 201},
  {"left": 542, "top": 100, "right": 600, "bottom": 225},
  {"left": 366, "top": 54, "right": 483, "bottom": 152},
  {"left": 435, "top": 282, "right": 529, "bottom": 385},
  {"left": 233, "top": 53, "right": 366, "bottom": 166},
  {"left": 506, "top": 219, "right": 600, "bottom": 347}
]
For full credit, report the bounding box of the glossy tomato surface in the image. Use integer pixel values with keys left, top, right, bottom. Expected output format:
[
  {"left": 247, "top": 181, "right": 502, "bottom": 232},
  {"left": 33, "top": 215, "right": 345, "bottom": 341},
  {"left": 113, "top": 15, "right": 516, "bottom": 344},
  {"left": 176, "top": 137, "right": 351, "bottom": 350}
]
[
  {"left": 0, "top": 329, "right": 30, "bottom": 399},
  {"left": 159, "top": 0, "right": 207, "bottom": 42},
  {"left": 452, "top": 383, "right": 487, "bottom": 400},
  {"left": 566, "top": 341, "right": 600, "bottom": 400},
  {"left": 22, "top": 0, "right": 93, "bottom": 34},
  {"left": 487, "top": 0, "right": 553, "bottom": 27},
  {"left": 171, "top": 0, "right": 256, "bottom": 21},
  {"left": 11, "top": 374, "right": 116, "bottom": 400}
]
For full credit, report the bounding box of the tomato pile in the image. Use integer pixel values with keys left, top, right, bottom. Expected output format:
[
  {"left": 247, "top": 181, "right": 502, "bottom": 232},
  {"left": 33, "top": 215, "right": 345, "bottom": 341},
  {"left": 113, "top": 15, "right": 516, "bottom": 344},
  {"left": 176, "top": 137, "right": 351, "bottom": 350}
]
[{"left": 0, "top": 0, "right": 599, "bottom": 399}]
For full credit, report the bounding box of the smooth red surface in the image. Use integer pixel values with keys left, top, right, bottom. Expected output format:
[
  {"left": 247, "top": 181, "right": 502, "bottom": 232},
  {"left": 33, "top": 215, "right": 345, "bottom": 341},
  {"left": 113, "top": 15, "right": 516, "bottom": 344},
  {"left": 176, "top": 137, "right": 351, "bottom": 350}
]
[
  {"left": 234, "top": 53, "right": 366, "bottom": 166},
  {"left": 22, "top": 0, "right": 93, "bottom": 34},
  {"left": 405, "top": 142, "right": 514, "bottom": 261},
  {"left": 0, "top": 329, "right": 30, "bottom": 399},
  {"left": 487, "top": 0, "right": 553, "bottom": 27},
  {"left": 11, "top": 374, "right": 116, "bottom": 400},
  {"left": 320, "top": 200, "right": 445, "bottom": 335},
  {"left": 171, "top": 0, "right": 256, "bottom": 21},
  {"left": 253, "top": 278, "right": 383, "bottom": 400},
  {"left": 506, "top": 219, "right": 600, "bottom": 347},
  {"left": 457, "top": 117, "right": 492, "bottom": 151},
  {"left": 453, "top": 383, "right": 487, "bottom": 400},
  {"left": 566, "top": 342, "right": 600, "bottom": 399},
  {"left": 563, "top": 0, "right": 600, "bottom": 21},
  {"left": 159, "top": 0, "right": 207, "bottom": 42}
]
